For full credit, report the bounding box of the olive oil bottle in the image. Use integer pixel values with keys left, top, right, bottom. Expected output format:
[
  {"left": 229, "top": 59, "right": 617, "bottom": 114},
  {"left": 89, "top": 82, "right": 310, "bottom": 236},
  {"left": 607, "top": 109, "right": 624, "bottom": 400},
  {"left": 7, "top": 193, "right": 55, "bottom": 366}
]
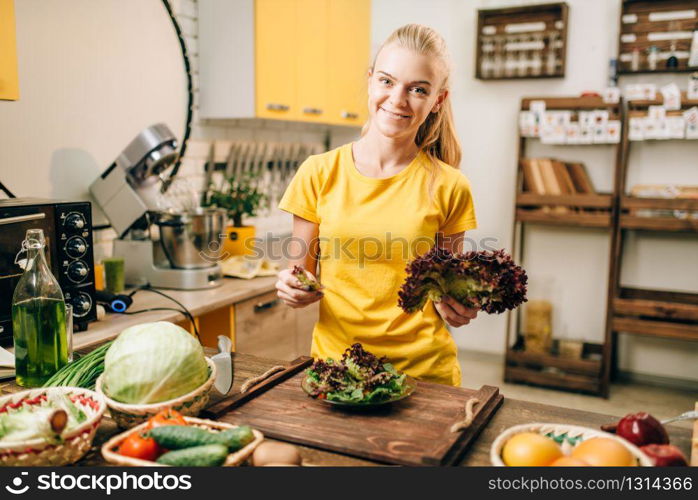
[{"left": 11, "top": 229, "right": 69, "bottom": 386}]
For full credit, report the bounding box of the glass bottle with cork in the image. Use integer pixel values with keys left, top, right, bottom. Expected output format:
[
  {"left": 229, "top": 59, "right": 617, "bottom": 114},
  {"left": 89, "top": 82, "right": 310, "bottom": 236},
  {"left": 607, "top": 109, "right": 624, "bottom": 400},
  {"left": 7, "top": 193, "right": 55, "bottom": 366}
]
[{"left": 11, "top": 228, "right": 69, "bottom": 386}]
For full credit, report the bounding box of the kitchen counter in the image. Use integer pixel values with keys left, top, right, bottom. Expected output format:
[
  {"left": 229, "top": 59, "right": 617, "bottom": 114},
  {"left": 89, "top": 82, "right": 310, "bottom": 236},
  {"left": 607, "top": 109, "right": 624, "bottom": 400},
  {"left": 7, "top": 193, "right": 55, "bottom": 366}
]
[
  {"left": 74, "top": 276, "right": 278, "bottom": 350},
  {"left": 2, "top": 350, "right": 692, "bottom": 466}
]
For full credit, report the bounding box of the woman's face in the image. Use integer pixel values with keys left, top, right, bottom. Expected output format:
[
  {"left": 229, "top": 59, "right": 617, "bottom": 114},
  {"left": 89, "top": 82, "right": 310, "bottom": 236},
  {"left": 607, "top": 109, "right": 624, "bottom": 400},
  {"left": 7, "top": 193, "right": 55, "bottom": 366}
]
[{"left": 367, "top": 43, "right": 447, "bottom": 141}]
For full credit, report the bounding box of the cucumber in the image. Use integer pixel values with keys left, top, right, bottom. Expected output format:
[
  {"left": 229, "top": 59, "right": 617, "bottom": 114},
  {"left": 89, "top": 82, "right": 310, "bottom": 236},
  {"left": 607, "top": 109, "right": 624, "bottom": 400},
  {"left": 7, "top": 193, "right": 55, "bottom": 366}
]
[
  {"left": 216, "top": 426, "right": 255, "bottom": 451},
  {"left": 156, "top": 444, "right": 229, "bottom": 467},
  {"left": 149, "top": 426, "right": 221, "bottom": 449},
  {"left": 148, "top": 425, "right": 255, "bottom": 451}
]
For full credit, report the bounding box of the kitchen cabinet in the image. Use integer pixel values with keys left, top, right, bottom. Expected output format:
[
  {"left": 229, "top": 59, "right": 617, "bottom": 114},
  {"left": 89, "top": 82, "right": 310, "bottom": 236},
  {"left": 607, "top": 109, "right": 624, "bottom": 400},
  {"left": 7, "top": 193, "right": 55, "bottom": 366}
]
[
  {"left": 294, "top": 0, "right": 329, "bottom": 123},
  {"left": 326, "top": 0, "right": 370, "bottom": 126},
  {"left": 177, "top": 291, "right": 318, "bottom": 360},
  {"left": 0, "top": 0, "right": 19, "bottom": 101},
  {"left": 199, "top": 0, "right": 370, "bottom": 126},
  {"left": 234, "top": 291, "right": 319, "bottom": 361},
  {"left": 254, "top": 0, "right": 299, "bottom": 120}
]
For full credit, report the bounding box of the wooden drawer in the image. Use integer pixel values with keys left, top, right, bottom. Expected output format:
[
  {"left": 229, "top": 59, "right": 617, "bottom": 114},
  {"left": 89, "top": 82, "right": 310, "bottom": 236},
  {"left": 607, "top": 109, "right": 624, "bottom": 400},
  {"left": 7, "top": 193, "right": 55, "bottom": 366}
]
[{"left": 234, "top": 290, "right": 297, "bottom": 361}]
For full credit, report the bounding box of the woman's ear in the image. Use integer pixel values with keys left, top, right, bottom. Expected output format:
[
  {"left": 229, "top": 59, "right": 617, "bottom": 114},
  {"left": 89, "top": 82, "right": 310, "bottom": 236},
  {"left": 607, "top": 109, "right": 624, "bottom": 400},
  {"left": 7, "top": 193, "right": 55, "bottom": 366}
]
[{"left": 431, "top": 89, "right": 448, "bottom": 113}]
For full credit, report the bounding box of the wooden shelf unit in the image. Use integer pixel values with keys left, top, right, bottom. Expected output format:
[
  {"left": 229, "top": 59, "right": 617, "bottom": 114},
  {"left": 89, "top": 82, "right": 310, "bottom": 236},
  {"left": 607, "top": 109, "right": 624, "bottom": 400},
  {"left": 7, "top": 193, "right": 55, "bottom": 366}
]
[
  {"left": 475, "top": 3, "right": 569, "bottom": 80},
  {"left": 505, "top": 96, "right": 624, "bottom": 397},
  {"left": 604, "top": 96, "right": 698, "bottom": 384},
  {"left": 627, "top": 91, "right": 698, "bottom": 111},
  {"left": 516, "top": 193, "right": 614, "bottom": 228},
  {"left": 516, "top": 209, "right": 613, "bottom": 228},
  {"left": 506, "top": 339, "right": 604, "bottom": 394},
  {"left": 617, "top": 0, "right": 698, "bottom": 76}
]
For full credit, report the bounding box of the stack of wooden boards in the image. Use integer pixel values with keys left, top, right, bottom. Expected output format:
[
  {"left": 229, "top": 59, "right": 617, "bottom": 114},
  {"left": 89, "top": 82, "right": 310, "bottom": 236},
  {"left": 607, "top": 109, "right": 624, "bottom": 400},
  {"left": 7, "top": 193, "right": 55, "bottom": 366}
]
[{"left": 521, "top": 157, "right": 596, "bottom": 213}]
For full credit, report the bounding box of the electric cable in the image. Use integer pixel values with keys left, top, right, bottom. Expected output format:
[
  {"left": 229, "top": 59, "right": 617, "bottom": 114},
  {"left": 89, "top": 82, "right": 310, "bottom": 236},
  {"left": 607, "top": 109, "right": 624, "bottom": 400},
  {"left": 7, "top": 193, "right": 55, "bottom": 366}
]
[
  {"left": 160, "top": 0, "right": 194, "bottom": 194},
  {"left": 128, "top": 286, "right": 201, "bottom": 341},
  {"left": 0, "top": 180, "right": 16, "bottom": 198}
]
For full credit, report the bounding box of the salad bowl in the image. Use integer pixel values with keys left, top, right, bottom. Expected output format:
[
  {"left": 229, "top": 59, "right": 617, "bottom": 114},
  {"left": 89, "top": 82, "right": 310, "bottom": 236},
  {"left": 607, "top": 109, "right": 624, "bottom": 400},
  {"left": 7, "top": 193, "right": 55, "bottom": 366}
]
[
  {"left": 301, "top": 375, "right": 416, "bottom": 408},
  {"left": 0, "top": 387, "right": 106, "bottom": 466}
]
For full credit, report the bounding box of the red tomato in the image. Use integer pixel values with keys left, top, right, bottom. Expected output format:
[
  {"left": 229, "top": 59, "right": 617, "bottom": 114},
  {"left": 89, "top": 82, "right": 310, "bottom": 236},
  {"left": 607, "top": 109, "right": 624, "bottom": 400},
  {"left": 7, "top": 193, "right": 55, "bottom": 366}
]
[
  {"left": 118, "top": 432, "right": 162, "bottom": 461},
  {"left": 147, "top": 408, "right": 188, "bottom": 429}
]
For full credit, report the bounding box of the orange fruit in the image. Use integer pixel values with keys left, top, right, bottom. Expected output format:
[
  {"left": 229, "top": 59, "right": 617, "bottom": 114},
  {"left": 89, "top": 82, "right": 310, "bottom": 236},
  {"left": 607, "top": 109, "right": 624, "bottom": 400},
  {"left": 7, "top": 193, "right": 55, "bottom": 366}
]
[
  {"left": 502, "top": 432, "right": 563, "bottom": 466},
  {"left": 571, "top": 437, "right": 636, "bottom": 466},
  {"left": 549, "top": 456, "right": 589, "bottom": 466}
]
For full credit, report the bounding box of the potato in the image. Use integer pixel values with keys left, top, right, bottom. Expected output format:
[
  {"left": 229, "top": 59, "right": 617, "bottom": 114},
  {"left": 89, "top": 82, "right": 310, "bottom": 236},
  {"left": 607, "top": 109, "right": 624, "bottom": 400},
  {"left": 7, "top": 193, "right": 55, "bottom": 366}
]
[{"left": 252, "top": 441, "right": 302, "bottom": 466}]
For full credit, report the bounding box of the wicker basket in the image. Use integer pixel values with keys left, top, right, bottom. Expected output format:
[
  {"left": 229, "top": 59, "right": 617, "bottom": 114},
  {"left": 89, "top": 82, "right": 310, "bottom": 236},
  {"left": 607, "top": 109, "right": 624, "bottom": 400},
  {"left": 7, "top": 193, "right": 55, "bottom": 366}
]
[
  {"left": 490, "top": 423, "right": 654, "bottom": 466},
  {"left": 101, "top": 417, "right": 264, "bottom": 466},
  {"left": 95, "top": 357, "right": 217, "bottom": 428},
  {"left": 0, "top": 387, "right": 106, "bottom": 467}
]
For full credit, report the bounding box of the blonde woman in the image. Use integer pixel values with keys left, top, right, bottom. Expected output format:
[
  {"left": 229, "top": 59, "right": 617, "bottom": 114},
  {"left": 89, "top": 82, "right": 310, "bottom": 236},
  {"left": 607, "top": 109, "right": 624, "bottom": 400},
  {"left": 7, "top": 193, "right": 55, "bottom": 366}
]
[{"left": 275, "top": 24, "right": 478, "bottom": 386}]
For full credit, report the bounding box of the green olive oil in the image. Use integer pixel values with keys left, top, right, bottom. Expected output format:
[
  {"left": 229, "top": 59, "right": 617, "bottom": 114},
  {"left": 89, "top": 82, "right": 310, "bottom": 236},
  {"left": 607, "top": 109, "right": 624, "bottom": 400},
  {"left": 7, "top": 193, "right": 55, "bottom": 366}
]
[
  {"left": 12, "top": 298, "right": 68, "bottom": 387},
  {"left": 11, "top": 229, "right": 69, "bottom": 387}
]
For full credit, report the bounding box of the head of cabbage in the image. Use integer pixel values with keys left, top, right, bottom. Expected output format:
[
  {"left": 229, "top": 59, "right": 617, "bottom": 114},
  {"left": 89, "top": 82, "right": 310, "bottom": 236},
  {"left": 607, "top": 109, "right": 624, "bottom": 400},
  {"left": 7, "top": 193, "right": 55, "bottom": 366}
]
[{"left": 102, "top": 321, "right": 209, "bottom": 404}]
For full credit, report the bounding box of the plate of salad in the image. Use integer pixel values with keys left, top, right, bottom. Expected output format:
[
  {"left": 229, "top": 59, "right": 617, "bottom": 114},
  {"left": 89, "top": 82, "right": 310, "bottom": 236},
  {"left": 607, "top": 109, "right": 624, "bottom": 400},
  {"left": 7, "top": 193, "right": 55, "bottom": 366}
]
[{"left": 301, "top": 343, "right": 415, "bottom": 407}]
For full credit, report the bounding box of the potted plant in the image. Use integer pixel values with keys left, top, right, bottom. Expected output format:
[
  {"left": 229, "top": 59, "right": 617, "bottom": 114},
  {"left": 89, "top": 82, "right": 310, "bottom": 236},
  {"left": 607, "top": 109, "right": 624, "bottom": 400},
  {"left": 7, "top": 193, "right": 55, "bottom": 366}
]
[{"left": 203, "top": 171, "right": 266, "bottom": 257}]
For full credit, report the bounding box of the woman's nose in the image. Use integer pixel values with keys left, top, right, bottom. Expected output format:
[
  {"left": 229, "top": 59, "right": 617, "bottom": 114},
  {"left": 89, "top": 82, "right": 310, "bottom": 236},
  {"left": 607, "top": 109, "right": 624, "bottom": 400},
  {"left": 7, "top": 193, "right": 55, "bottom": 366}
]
[{"left": 389, "top": 86, "right": 408, "bottom": 108}]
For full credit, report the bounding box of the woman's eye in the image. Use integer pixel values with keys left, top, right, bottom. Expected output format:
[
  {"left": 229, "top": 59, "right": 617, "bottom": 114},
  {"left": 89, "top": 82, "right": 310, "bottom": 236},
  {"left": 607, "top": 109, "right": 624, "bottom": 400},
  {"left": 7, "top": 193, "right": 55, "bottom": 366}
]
[
  {"left": 412, "top": 87, "right": 427, "bottom": 95},
  {"left": 379, "top": 77, "right": 392, "bottom": 85}
]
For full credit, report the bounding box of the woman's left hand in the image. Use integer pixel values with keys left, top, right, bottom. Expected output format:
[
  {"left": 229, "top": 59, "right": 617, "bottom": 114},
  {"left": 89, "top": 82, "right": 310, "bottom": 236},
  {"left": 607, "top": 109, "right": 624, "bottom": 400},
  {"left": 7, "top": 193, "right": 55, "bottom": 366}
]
[{"left": 434, "top": 295, "right": 478, "bottom": 328}]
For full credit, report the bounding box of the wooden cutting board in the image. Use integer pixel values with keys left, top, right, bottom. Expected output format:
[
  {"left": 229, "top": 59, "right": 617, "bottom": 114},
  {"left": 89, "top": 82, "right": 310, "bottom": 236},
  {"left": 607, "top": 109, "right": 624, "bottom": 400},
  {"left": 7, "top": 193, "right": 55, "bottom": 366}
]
[{"left": 216, "top": 370, "right": 503, "bottom": 466}]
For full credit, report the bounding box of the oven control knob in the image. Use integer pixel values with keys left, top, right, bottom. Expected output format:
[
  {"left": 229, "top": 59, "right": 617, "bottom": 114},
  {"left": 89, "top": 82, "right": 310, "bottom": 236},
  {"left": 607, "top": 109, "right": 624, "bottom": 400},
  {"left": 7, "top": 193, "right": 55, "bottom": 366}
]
[
  {"left": 66, "top": 236, "right": 87, "bottom": 258},
  {"left": 65, "top": 213, "right": 86, "bottom": 231},
  {"left": 67, "top": 260, "right": 89, "bottom": 283},
  {"left": 71, "top": 293, "right": 92, "bottom": 317}
]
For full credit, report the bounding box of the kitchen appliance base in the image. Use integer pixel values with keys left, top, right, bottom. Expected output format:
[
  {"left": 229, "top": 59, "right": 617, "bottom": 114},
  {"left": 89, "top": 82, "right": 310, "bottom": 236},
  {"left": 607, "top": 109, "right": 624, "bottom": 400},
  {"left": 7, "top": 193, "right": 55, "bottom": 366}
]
[{"left": 114, "top": 239, "right": 222, "bottom": 290}]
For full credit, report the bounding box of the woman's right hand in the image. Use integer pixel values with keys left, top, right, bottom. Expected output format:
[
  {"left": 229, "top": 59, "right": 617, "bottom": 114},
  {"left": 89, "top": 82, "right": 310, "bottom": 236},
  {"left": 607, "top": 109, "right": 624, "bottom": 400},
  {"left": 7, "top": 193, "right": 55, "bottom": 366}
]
[{"left": 275, "top": 268, "right": 324, "bottom": 308}]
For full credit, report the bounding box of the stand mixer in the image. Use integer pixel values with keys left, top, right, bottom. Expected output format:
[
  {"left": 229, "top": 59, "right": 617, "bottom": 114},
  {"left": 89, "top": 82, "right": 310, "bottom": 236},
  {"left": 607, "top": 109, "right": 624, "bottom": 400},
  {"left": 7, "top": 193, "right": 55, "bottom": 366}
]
[{"left": 89, "top": 124, "right": 224, "bottom": 290}]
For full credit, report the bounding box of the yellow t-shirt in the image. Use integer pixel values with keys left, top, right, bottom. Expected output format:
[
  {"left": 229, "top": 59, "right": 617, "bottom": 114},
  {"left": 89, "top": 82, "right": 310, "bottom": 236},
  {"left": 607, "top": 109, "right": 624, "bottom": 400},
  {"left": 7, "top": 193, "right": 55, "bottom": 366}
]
[{"left": 278, "top": 143, "right": 477, "bottom": 386}]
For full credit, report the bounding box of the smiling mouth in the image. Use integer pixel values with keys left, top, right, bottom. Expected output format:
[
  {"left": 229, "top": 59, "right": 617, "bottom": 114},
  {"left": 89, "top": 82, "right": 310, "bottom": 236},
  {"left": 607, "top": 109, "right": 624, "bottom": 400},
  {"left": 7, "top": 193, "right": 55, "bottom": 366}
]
[{"left": 380, "top": 107, "right": 411, "bottom": 119}]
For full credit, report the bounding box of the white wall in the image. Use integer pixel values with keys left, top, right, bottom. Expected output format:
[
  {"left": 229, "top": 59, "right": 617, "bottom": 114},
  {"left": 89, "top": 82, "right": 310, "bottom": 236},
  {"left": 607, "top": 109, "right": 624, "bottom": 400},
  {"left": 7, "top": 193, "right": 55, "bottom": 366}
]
[
  {"left": 0, "top": 0, "right": 188, "bottom": 226},
  {"left": 371, "top": 0, "right": 698, "bottom": 381}
]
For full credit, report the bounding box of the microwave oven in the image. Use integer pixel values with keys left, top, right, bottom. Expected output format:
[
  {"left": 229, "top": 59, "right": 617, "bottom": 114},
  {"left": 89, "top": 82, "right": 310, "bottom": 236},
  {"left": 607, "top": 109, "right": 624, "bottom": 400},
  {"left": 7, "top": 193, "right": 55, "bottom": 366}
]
[{"left": 0, "top": 198, "right": 97, "bottom": 345}]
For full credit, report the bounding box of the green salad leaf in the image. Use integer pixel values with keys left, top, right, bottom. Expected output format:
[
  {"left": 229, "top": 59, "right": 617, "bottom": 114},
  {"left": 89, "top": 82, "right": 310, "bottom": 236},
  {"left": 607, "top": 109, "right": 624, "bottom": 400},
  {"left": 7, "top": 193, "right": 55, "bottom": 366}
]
[{"left": 304, "top": 344, "right": 408, "bottom": 404}]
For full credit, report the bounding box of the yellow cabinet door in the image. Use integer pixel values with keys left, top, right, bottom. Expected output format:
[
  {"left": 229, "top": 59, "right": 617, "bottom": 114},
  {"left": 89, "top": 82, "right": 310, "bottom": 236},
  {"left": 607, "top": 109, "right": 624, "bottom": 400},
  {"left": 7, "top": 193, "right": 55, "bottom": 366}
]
[
  {"left": 255, "top": 0, "right": 298, "bottom": 120},
  {"left": 296, "top": 0, "right": 328, "bottom": 123},
  {"left": 0, "top": 0, "right": 19, "bottom": 100},
  {"left": 326, "top": 0, "right": 371, "bottom": 126}
]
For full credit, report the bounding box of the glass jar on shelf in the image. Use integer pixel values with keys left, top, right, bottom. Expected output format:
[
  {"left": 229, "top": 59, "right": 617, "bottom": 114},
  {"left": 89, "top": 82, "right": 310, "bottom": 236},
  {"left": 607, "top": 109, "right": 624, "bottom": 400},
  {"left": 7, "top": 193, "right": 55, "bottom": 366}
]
[
  {"left": 504, "top": 36, "right": 516, "bottom": 77},
  {"left": 492, "top": 36, "right": 504, "bottom": 78},
  {"left": 631, "top": 47, "right": 640, "bottom": 72},
  {"left": 666, "top": 42, "right": 679, "bottom": 69},
  {"left": 518, "top": 36, "right": 529, "bottom": 77},
  {"left": 531, "top": 33, "right": 543, "bottom": 76},
  {"left": 480, "top": 37, "right": 494, "bottom": 78},
  {"left": 647, "top": 45, "right": 660, "bottom": 71},
  {"left": 545, "top": 32, "right": 558, "bottom": 75}
]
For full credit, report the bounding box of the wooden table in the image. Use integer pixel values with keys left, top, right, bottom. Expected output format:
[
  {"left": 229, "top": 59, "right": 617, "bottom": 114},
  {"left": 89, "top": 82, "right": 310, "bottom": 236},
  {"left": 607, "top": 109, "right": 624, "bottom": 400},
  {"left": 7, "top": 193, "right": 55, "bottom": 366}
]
[{"left": 2, "top": 351, "right": 692, "bottom": 466}]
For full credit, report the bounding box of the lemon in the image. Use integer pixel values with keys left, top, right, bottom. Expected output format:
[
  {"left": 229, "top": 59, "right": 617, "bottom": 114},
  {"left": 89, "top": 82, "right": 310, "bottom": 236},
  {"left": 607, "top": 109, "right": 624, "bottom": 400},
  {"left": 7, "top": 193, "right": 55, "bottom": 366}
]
[{"left": 502, "top": 432, "right": 563, "bottom": 466}]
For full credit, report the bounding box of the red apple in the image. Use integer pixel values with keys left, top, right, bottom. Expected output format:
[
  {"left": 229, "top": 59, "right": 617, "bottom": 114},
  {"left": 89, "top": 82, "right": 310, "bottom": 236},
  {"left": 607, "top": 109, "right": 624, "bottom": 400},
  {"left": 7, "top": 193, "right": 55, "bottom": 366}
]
[
  {"left": 640, "top": 444, "right": 688, "bottom": 467},
  {"left": 616, "top": 412, "right": 669, "bottom": 447}
]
